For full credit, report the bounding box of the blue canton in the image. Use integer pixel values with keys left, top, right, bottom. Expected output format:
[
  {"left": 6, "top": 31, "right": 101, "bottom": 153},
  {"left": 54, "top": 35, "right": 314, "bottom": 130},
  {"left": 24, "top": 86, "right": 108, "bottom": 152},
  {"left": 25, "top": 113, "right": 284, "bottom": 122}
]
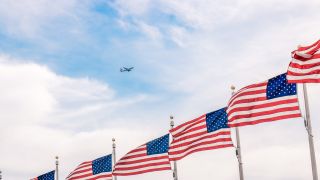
[
  {"left": 92, "top": 154, "right": 112, "bottom": 175},
  {"left": 267, "top": 73, "right": 297, "bottom": 99},
  {"left": 206, "top": 108, "right": 229, "bottom": 133},
  {"left": 146, "top": 134, "right": 169, "bottom": 155},
  {"left": 38, "top": 170, "right": 55, "bottom": 180}
]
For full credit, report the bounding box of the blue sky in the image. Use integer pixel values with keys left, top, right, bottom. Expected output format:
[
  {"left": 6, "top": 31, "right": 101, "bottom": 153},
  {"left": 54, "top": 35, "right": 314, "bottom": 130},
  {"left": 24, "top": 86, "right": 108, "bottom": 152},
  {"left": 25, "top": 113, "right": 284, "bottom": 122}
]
[{"left": 0, "top": 0, "right": 320, "bottom": 179}]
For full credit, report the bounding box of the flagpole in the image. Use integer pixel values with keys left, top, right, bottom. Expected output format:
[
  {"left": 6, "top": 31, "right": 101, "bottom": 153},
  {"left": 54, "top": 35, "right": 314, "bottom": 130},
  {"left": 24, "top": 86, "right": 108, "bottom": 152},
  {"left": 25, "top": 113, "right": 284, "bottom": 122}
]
[
  {"left": 302, "top": 84, "right": 318, "bottom": 180},
  {"left": 170, "top": 116, "right": 178, "bottom": 180},
  {"left": 112, "top": 138, "right": 118, "bottom": 180},
  {"left": 55, "top": 156, "right": 59, "bottom": 180},
  {"left": 231, "top": 85, "right": 244, "bottom": 180},
  {"left": 0, "top": 170, "right": 2, "bottom": 180}
]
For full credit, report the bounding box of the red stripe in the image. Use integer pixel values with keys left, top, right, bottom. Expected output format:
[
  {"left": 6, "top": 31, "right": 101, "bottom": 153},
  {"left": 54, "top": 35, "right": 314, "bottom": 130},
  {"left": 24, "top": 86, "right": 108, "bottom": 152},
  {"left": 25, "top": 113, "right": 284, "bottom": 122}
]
[
  {"left": 230, "top": 97, "right": 266, "bottom": 107},
  {"left": 115, "top": 161, "right": 170, "bottom": 171},
  {"left": 293, "top": 53, "right": 320, "bottom": 60},
  {"left": 287, "top": 78, "right": 320, "bottom": 83},
  {"left": 170, "top": 115, "right": 205, "bottom": 134},
  {"left": 120, "top": 152, "right": 147, "bottom": 160},
  {"left": 66, "top": 163, "right": 92, "bottom": 178},
  {"left": 172, "top": 121, "right": 206, "bottom": 138},
  {"left": 116, "top": 155, "right": 169, "bottom": 165},
  {"left": 170, "top": 131, "right": 231, "bottom": 149},
  {"left": 297, "top": 40, "right": 320, "bottom": 51},
  {"left": 227, "top": 98, "right": 298, "bottom": 116},
  {"left": 228, "top": 113, "right": 301, "bottom": 127},
  {"left": 232, "top": 89, "right": 266, "bottom": 99},
  {"left": 287, "top": 69, "right": 320, "bottom": 76},
  {"left": 67, "top": 167, "right": 92, "bottom": 178},
  {"left": 289, "top": 61, "right": 320, "bottom": 69},
  {"left": 113, "top": 167, "right": 172, "bottom": 176},
  {"left": 87, "top": 174, "right": 112, "bottom": 180},
  {"left": 173, "top": 125, "right": 207, "bottom": 141},
  {"left": 228, "top": 106, "right": 300, "bottom": 122},
  {"left": 124, "top": 146, "right": 146, "bottom": 155},
  {"left": 229, "top": 83, "right": 266, "bottom": 106},
  {"left": 68, "top": 173, "right": 112, "bottom": 180},
  {"left": 67, "top": 172, "right": 94, "bottom": 180},
  {"left": 169, "top": 144, "right": 234, "bottom": 161},
  {"left": 169, "top": 138, "right": 233, "bottom": 155}
]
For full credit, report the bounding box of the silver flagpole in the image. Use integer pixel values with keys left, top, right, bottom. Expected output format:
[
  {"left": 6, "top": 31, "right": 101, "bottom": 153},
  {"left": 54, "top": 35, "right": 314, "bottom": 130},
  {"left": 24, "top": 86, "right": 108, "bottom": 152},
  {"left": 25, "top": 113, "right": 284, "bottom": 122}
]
[
  {"left": 55, "top": 156, "right": 59, "bottom": 180},
  {"left": 302, "top": 84, "right": 318, "bottom": 180},
  {"left": 170, "top": 116, "right": 178, "bottom": 180},
  {"left": 112, "top": 138, "right": 117, "bottom": 180},
  {"left": 231, "top": 85, "right": 244, "bottom": 180},
  {"left": 0, "top": 170, "right": 2, "bottom": 180}
]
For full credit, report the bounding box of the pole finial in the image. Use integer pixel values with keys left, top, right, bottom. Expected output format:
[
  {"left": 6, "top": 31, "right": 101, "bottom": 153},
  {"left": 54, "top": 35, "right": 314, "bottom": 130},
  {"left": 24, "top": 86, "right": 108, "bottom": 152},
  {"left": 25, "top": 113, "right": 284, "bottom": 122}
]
[
  {"left": 112, "top": 138, "right": 116, "bottom": 148},
  {"left": 231, "top": 85, "right": 236, "bottom": 91},
  {"left": 55, "top": 156, "right": 59, "bottom": 165},
  {"left": 170, "top": 115, "right": 174, "bottom": 128}
]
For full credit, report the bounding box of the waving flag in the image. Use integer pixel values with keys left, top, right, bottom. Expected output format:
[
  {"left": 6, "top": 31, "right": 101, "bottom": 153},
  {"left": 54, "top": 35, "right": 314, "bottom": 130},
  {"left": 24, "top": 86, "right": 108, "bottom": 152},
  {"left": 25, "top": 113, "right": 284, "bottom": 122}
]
[
  {"left": 31, "top": 170, "right": 55, "bottom": 180},
  {"left": 66, "top": 155, "right": 112, "bottom": 180},
  {"left": 227, "top": 73, "right": 301, "bottom": 127},
  {"left": 287, "top": 39, "right": 320, "bottom": 83},
  {"left": 169, "top": 108, "right": 233, "bottom": 161},
  {"left": 113, "top": 134, "right": 171, "bottom": 176}
]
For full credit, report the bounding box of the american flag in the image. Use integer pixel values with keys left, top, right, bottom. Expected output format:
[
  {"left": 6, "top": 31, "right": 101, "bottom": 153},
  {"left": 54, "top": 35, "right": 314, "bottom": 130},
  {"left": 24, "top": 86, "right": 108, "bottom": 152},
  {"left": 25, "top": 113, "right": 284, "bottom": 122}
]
[
  {"left": 227, "top": 73, "right": 301, "bottom": 127},
  {"left": 66, "top": 154, "right": 112, "bottom": 180},
  {"left": 287, "top": 39, "right": 320, "bottom": 83},
  {"left": 113, "top": 134, "right": 171, "bottom": 176},
  {"left": 169, "top": 108, "right": 233, "bottom": 161},
  {"left": 31, "top": 170, "right": 55, "bottom": 180}
]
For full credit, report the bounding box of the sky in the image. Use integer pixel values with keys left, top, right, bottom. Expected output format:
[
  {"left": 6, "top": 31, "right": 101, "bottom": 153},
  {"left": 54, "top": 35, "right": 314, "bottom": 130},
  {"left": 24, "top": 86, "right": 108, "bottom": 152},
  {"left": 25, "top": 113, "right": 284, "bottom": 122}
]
[{"left": 0, "top": 0, "right": 319, "bottom": 179}]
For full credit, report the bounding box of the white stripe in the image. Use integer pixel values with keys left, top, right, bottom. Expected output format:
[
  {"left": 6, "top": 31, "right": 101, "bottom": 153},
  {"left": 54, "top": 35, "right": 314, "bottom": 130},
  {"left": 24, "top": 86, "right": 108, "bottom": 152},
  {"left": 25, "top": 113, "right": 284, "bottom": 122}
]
[
  {"left": 124, "top": 145, "right": 146, "bottom": 157},
  {"left": 68, "top": 172, "right": 112, "bottom": 180},
  {"left": 171, "top": 117, "right": 205, "bottom": 136},
  {"left": 229, "top": 93, "right": 265, "bottom": 107},
  {"left": 228, "top": 110, "right": 301, "bottom": 125},
  {"left": 288, "top": 65, "right": 320, "bottom": 73},
  {"left": 169, "top": 141, "right": 233, "bottom": 159},
  {"left": 295, "top": 51, "right": 313, "bottom": 58},
  {"left": 173, "top": 121, "right": 206, "bottom": 141},
  {"left": 229, "top": 85, "right": 267, "bottom": 105},
  {"left": 287, "top": 74, "right": 320, "bottom": 80},
  {"left": 115, "top": 158, "right": 167, "bottom": 168},
  {"left": 227, "top": 96, "right": 297, "bottom": 113},
  {"left": 228, "top": 101, "right": 299, "bottom": 121},
  {"left": 291, "top": 57, "right": 320, "bottom": 65},
  {"left": 67, "top": 165, "right": 92, "bottom": 179},
  {"left": 67, "top": 169, "right": 93, "bottom": 179},
  {"left": 171, "top": 129, "right": 227, "bottom": 147},
  {"left": 116, "top": 153, "right": 167, "bottom": 164},
  {"left": 114, "top": 164, "right": 171, "bottom": 174},
  {"left": 170, "top": 134, "right": 231, "bottom": 152}
]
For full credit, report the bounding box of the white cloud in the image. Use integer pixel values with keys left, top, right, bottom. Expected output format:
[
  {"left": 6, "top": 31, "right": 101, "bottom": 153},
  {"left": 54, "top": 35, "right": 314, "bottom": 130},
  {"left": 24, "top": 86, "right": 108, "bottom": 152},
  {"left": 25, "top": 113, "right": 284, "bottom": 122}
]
[
  {"left": 1, "top": 0, "right": 320, "bottom": 180},
  {"left": 0, "top": 55, "right": 156, "bottom": 179},
  {"left": 0, "top": 0, "right": 82, "bottom": 38}
]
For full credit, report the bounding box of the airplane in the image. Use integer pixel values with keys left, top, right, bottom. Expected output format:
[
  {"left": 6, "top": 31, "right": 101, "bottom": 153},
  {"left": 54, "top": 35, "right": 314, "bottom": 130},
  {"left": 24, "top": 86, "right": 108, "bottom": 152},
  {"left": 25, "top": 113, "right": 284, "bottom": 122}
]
[{"left": 120, "top": 67, "right": 134, "bottom": 72}]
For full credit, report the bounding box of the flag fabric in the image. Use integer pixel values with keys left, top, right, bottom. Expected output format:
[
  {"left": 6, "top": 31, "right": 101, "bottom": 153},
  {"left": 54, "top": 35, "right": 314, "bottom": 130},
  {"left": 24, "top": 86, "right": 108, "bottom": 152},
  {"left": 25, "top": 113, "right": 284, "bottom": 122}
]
[
  {"left": 113, "top": 134, "right": 171, "bottom": 176},
  {"left": 168, "top": 108, "right": 233, "bottom": 161},
  {"left": 31, "top": 170, "right": 55, "bottom": 180},
  {"left": 66, "top": 154, "right": 112, "bottom": 180},
  {"left": 287, "top": 39, "right": 320, "bottom": 83},
  {"left": 227, "top": 73, "right": 301, "bottom": 127}
]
